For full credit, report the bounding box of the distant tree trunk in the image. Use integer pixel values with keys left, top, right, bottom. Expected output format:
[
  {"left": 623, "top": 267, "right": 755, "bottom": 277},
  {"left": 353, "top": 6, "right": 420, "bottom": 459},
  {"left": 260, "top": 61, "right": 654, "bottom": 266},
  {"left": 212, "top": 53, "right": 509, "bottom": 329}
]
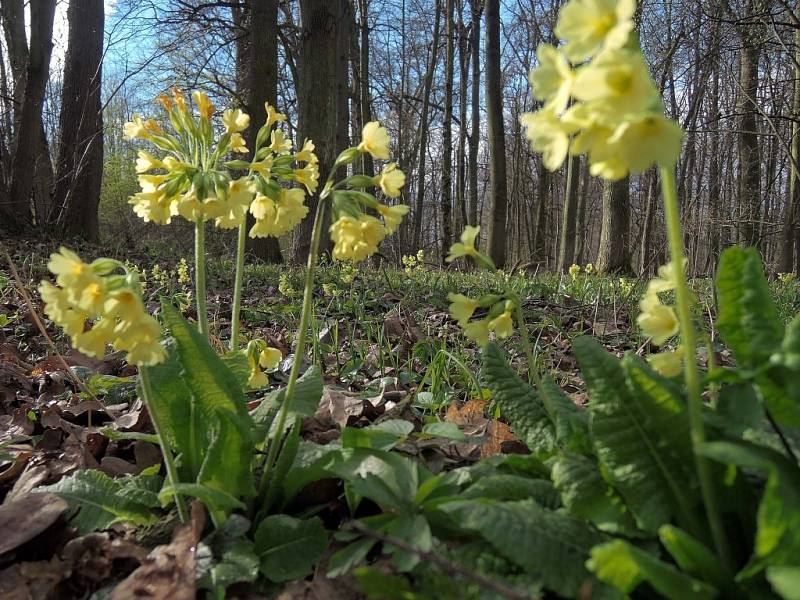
[
  {"left": 54, "top": 0, "right": 105, "bottom": 242},
  {"left": 736, "top": 3, "right": 761, "bottom": 247},
  {"left": 639, "top": 169, "right": 658, "bottom": 275},
  {"left": 706, "top": 27, "right": 722, "bottom": 272},
  {"left": 233, "top": 0, "right": 282, "bottom": 263},
  {"left": 596, "top": 176, "right": 631, "bottom": 273},
  {"left": 484, "top": 0, "right": 507, "bottom": 268},
  {"left": 780, "top": 10, "right": 800, "bottom": 273},
  {"left": 532, "top": 162, "right": 549, "bottom": 263},
  {"left": 357, "top": 0, "right": 374, "bottom": 179},
  {"left": 557, "top": 155, "right": 580, "bottom": 271},
  {"left": 468, "top": 0, "right": 481, "bottom": 227},
  {"left": 574, "top": 156, "right": 589, "bottom": 263},
  {"left": 456, "top": 3, "right": 469, "bottom": 232},
  {"left": 440, "top": 0, "right": 454, "bottom": 263},
  {"left": 293, "top": 0, "right": 352, "bottom": 263},
  {"left": 412, "top": 0, "right": 442, "bottom": 250},
  {"left": 3, "top": 0, "right": 55, "bottom": 234}
]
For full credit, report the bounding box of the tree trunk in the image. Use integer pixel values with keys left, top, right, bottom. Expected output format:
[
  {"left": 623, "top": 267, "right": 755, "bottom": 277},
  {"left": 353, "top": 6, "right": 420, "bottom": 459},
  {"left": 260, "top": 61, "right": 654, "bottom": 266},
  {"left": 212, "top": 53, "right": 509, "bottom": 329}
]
[
  {"left": 639, "top": 169, "right": 658, "bottom": 275},
  {"left": 780, "top": 8, "right": 800, "bottom": 273},
  {"left": 293, "top": 0, "right": 352, "bottom": 263},
  {"left": 456, "top": 2, "right": 469, "bottom": 232},
  {"left": 412, "top": 0, "right": 442, "bottom": 250},
  {"left": 54, "top": 0, "right": 105, "bottom": 242},
  {"left": 440, "top": 0, "right": 454, "bottom": 263},
  {"left": 484, "top": 0, "right": 507, "bottom": 268},
  {"left": 532, "top": 162, "right": 549, "bottom": 264},
  {"left": 574, "top": 156, "right": 589, "bottom": 263},
  {"left": 3, "top": 0, "right": 56, "bottom": 234},
  {"left": 233, "top": 0, "right": 283, "bottom": 263},
  {"left": 596, "top": 176, "right": 631, "bottom": 274},
  {"left": 737, "top": 5, "right": 761, "bottom": 247},
  {"left": 468, "top": 0, "right": 481, "bottom": 227},
  {"left": 357, "top": 0, "right": 374, "bottom": 179},
  {"left": 557, "top": 155, "right": 581, "bottom": 272}
]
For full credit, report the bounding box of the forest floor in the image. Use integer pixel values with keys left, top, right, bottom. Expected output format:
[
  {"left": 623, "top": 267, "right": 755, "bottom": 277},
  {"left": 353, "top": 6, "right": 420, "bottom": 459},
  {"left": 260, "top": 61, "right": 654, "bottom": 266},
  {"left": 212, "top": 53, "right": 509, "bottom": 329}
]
[{"left": 1, "top": 238, "right": 798, "bottom": 599}]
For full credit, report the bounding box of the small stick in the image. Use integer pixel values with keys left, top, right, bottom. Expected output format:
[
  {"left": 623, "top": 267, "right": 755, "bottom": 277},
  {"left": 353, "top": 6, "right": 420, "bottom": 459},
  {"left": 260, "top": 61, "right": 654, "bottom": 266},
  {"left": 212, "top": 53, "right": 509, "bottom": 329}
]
[{"left": 348, "top": 520, "right": 536, "bottom": 600}]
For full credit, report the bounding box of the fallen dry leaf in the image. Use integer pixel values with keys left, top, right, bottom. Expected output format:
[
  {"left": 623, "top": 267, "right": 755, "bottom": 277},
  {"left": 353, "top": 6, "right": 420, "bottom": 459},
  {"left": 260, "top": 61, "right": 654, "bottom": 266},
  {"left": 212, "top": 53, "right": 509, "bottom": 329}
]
[{"left": 0, "top": 492, "right": 69, "bottom": 555}]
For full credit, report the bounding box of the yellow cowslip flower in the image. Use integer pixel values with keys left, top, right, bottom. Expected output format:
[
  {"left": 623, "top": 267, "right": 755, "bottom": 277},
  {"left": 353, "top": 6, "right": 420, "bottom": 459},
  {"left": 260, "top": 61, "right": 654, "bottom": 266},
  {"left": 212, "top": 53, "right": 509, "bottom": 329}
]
[
  {"left": 251, "top": 156, "right": 273, "bottom": 178},
  {"left": 177, "top": 258, "right": 191, "bottom": 287},
  {"left": 529, "top": 44, "right": 574, "bottom": 113},
  {"left": 215, "top": 178, "right": 254, "bottom": 229},
  {"left": 647, "top": 346, "right": 684, "bottom": 378},
  {"left": 269, "top": 129, "right": 292, "bottom": 154},
  {"left": 294, "top": 162, "right": 320, "bottom": 194},
  {"left": 249, "top": 189, "right": 309, "bottom": 238},
  {"left": 137, "top": 174, "right": 167, "bottom": 193},
  {"left": 637, "top": 293, "right": 679, "bottom": 346},
  {"left": 104, "top": 289, "right": 166, "bottom": 366},
  {"left": 330, "top": 215, "right": 386, "bottom": 263},
  {"left": 229, "top": 133, "right": 248, "bottom": 154},
  {"left": 585, "top": 262, "right": 594, "bottom": 274},
  {"left": 73, "top": 317, "right": 115, "bottom": 359},
  {"left": 143, "top": 119, "right": 164, "bottom": 136},
  {"left": 607, "top": 113, "right": 684, "bottom": 174},
  {"left": 555, "top": 0, "right": 636, "bottom": 62},
  {"left": 295, "top": 139, "right": 318, "bottom": 164},
  {"left": 39, "top": 282, "right": 87, "bottom": 336},
  {"left": 448, "top": 293, "right": 480, "bottom": 326},
  {"left": 377, "top": 203, "right": 409, "bottom": 234},
  {"left": 176, "top": 192, "right": 210, "bottom": 222},
  {"left": 162, "top": 156, "right": 190, "bottom": 173},
  {"left": 488, "top": 303, "right": 515, "bottom": 339},
  {"left": 647, "top": 258, "right": 686, "bottom": 295},
  {"left": 136, "top": 150, "right": 163, "bottom": 174},
  {"left": 265, "top": 103, "right": 287, "bottom": 127},
  {"left": 463, "top": 320, "right": 490, "bottom": 347},
  {"left": 569, "top": 264, "right": 581, "bottom": 279},
  {"left": 129, "top": 189, "right": 175, "bottom": 225},
  {"left": 155, "top": 93, "right": 173, "bottom": 112},
  {"left": 222, "top": 108, "right": 250, "bottom": 134},
  {"left": 48, "top": 247, "right": 103, "bottom": 305},
  {"left": 172, "top": 87, "right": 188, "bottom": 113},
  {"left": 374, "top": 163, "right": 406, "bottom": 198},
  {"left": 446, "top": 226, "right": 481, "bottom": 262},
  {"left": 358, "top": 121, "right": 391, "bottom": 160},
  {"left": 123, "top": 115, "right": 149, "bottom": 140},
  {"left": 572, "top": 49, "right": 660, "bottom": 119},
  {"left": 192, "top": 91, "right": 215, "bottom": 119},
  {"left": 520, "top": 109, "right": 571, "bottom": 171},
  {"left": 260, "top": 347, "right": 282, "bottom": 370}
]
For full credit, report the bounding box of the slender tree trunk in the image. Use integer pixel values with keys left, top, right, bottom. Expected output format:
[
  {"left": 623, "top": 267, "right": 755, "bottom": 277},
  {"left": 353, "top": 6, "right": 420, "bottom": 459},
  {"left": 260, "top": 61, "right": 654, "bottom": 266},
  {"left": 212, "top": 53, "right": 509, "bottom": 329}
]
[
  {"left": 468, "top": 0, "right": 481, "bottom": 227},
  {"left": 639, "top": 169, "right": 658, "bottom": 275},
  {"left": 357, "top": 0, "right": 374, "bottom": 178},
  {"left": 293, "top": 0, "right": 352, "bottom": 263},
  {"left": 557, "top": 155, "right": 581, "bottom": 271},
  {"left": 412, "top": 0, "right": 442, "bottom": 250},
  {"left": 3, "top": 0, "right": 55, "bottom": 234},
  {"left": 596, "top": 176, "right": 631, "bottom": 274},
  {"left": 456, "top": 3, "right": 469, "bottom": 232},
  {"left": 532, "top": 162, "right": 549, "bottom": 263},
  {"left": 484, "top": 0, "right": 507, "bottom": 268},
  {"left": 233, "top": 0, "right": 283, "bottom": 263},
  {"left": 440, "top": 0, "right": 454, "bottom": 263},
  {"left": 737, "top": 4, "right": 761, "bottom": 247},
  {"left": 574, "top": 156, "right": 589, "bottom": 263},
  {"left": 54, "top": 0, "right": 105, "bottom": 242},
  {"left": 780, "top": 7, "right": 800, "bottom": 273}
]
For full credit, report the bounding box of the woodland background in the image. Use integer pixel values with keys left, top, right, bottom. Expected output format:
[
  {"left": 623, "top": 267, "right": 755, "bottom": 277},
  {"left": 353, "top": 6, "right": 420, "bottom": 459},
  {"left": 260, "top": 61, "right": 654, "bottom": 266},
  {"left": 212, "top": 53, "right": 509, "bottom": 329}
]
[{"left": 1, "top": 0, "right": 798, "bottom": 276}]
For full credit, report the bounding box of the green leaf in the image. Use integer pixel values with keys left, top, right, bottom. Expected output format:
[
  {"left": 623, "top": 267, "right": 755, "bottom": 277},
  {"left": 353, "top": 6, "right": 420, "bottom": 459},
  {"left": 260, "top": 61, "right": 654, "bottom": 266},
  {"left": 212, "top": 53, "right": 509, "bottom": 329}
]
[
  {"left": 698, "top": 440, "right": 800, "bottom": 572},
  {"left": 441, "top": 499, "right": 608, "bottom": 598},
  {"left": 342, "top": 420, "right": 414, "bottom": 450},
  {"left": 420, "top": 421, "right": 468, "bottom": 441},
  {"left": 159, "top": 483, "right": 246, "bottom": 513},
  {"left": 659, "top": 525, "right": 736, "bottom": 595},
  {"left": 462, "top": 474, "right": 560, "bottom": 507},
  {"left": 589, "top": 539, "right": 718, "bottom": 599},
  {"left": 254, "top": 515, "right": 328, "bottom": 582},
  {"left": 482, "top": 343, "right": 556, "bottom": 455},
  {"left": 767, "top": 566, "right": 800, "bottom": 599},
  {"left": 573, "top": 336, "right": 698, "bottom": 533},
  {"left": 209, "top": 538, "right": 260, "bottom": 590},
  {"left": 383, "top": 514, "right": 432, "bottom": 572},
  {"left": 39, "top": 470, "right": 159, "bottom": 533},
  {"left": 353, "top": 567, "right": 414, "bottom": 600},
  {"left": 251, "top": 366, "right": 323, "bottom": 440},
  {"left": 263, "top": 422, "right": 302, "bottom": 512},
  {"left": 160, "top": 301, "right": 255, "bottom": 501},
  {"left": 327, "top": 538, "right": 376, "bottom": 578},
  {"left": 551, "top": 452, "right": 639, "bottom": 536},
  {"left": 539, "top": 375, "right": 590, "bottom": 451},
  {"left": 716, "top": 246, "right": 783, "bottom": 371}
]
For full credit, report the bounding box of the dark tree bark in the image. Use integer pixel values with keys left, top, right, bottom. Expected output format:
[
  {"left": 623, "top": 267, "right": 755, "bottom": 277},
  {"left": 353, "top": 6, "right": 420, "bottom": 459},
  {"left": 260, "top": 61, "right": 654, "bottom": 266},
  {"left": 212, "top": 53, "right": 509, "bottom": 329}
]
[
  {"left": 357, "top": 0, "right": 374, "bottom": 179},
  {"left": 780, "top": 8, "right": 800, "bottom": 273},
  {"left": 468, "top": 0, "right": 481, "bottom": 227},
  {"left": 484, "top": 0, "right": 507, "bottom": 268},
  {"left": 557, "top": 155, "right": 581, "bottom": 272},
  {"left": 3, "top": 0, "right": 56, "bottom": 234},
  {"left": 440, "top": 0, "right": 454, "bottom": 263},
  {"left": 292, "top": 0, "right": 352, "bottom": 264},
  {"left": 233, "top": 0, "right": 283, "bottom": 263},
  {"left": 54, "top": 0, "right": 105, "bottom": 242},
  {"left": 412, "top": 0, "right": 442, "bottom": 250},
  {"left": 596, "top": 176, "right": 631, "bottom": 274}
]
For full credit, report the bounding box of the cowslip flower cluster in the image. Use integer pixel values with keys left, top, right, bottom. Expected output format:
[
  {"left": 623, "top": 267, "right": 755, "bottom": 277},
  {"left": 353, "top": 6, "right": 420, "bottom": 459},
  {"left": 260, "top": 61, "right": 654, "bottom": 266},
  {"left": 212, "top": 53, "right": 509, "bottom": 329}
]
[
  {"left": 637, "top": 259, "right": 686, "bottom": 376},
  {"left": 520, "top": 0, "right": 683, "bottom": 180},
  {"left": 39, "top": 248, "right": 166, "bottom": 366},
  {"left": 125, "top": 89, "right": 317, "bottom": 239},
  {"left": 402, "top": 250, "right": 425, "bottom": 274},
  {"left": 327, "top": 122, "right": 409, "bottom": 263},
  {"left": 243, "top": 339, "right": 282, "bottom": 389}
]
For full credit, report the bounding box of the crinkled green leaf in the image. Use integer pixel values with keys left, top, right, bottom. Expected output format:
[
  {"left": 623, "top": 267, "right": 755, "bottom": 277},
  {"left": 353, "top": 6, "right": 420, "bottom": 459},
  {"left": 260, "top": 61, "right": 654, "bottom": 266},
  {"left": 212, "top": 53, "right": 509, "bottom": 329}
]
[
  {"left": 254, "top": 515, "right": 328, "bottom": 582},
  {"left": 462, "top": 474, "right": 560, "bottom": 507}
]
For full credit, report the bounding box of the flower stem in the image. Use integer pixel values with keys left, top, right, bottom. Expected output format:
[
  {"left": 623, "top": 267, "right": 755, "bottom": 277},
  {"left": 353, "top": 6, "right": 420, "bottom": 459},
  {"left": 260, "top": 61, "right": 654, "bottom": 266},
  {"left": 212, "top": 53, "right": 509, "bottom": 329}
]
[
  {"left": 255, "top": 195, "right": 327, "bottom": 513},
  {"left": 230, "top": 221, "right": 247, "bottom": 351},
  {"left": 514, "top": 300, "right": 540, "bottom": 385},
  {"left": 195, "top": 218, "right": 209, "bottom": 338},
  {"left": 139, "top": 367, "right": 188, "bottom": 523},
  {"left": 660, "top": 166, "right": 730, "bottom": 567}
]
